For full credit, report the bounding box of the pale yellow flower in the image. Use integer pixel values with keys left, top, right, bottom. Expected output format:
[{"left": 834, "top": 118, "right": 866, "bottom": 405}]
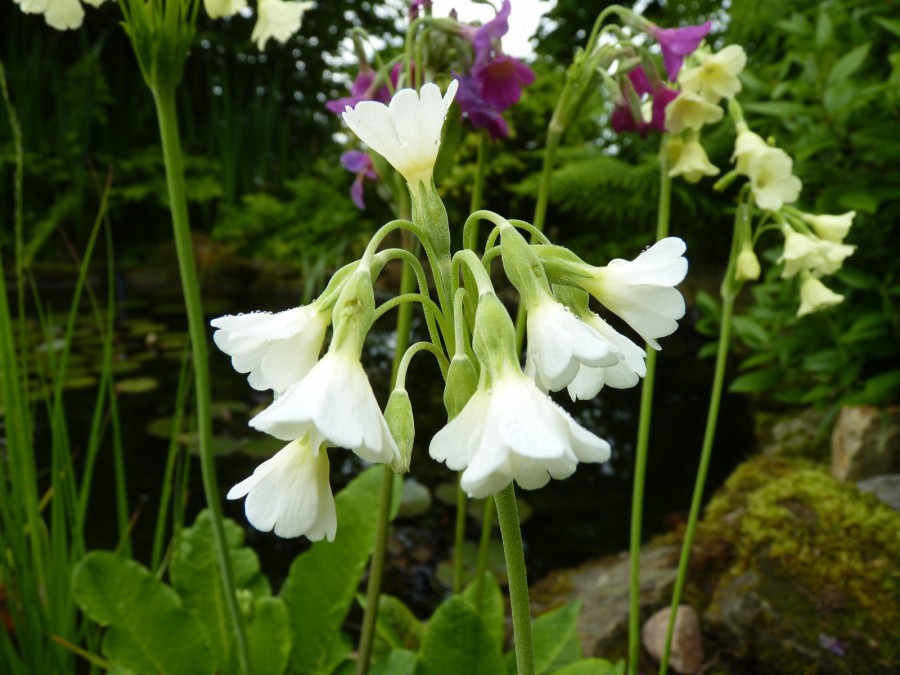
[
  {"left": 665, "top": 90, "right": 724, "bottom": 134},
  {"left": 745, "top": 147, "right": 802, "bottom": 211},
  {"left": 735, "top": 243, "right": 761, "bottom": 281},
  {"left": 679, "top": 44, "right": 747, "bottom": 103},
  {"left": 731, "top": 121, "right": 769, "bottom": 175},
  {"left": 797, "top": 273, "right": 844, "bottom": 317},
  {"left": 779, "top": 225, "right": 855, "bottom": 278},
  {"left": 204, "top": 0, "right": 247, "bottom": 19},
  {"left": 252, "top": 0, "right": 314, "bottom": 51},
  {"left": 801, "top": 211, "right": 856, "bottom": 244},
  {"left": 668, "top": 134, "right": 720, "bottom": 183}
]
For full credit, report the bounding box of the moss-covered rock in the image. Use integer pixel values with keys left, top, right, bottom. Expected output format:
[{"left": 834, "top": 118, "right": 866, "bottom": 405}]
[{"left": 695, "top": 456, "right": 900, "bottom": 673}]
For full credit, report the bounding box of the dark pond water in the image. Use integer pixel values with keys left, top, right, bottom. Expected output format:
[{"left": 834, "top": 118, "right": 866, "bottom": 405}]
[{"left": 23, "top": 264, "right": 753, "bottom": 617}]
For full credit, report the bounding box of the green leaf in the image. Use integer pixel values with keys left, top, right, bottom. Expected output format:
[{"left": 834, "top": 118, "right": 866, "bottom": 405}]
[
  {"left": 281, "top": 466, "right": 385, "bottom": 674},
  {"left": 72, "top": 551, "right": 214, "bottom": 674},
  {"left": 729, "top": 368, "right": 783, "bottom": 393},
  {"left": 416, "top": 597, "right": 505, "bottom": 675},
  {"left": 531, "top": 602, "right": 583, "bottom": 674},
  {"left": 842, "top": 370, "right": 900, "bottom": 405},
  {"left": 369, "top": 594, "right": 423, "bottom": 652},
  {"left": 551, "top": 658, "right": 624, "bottom": 675},
  {"left": 170, "top": 511, "right": 271, "bottom": 673},
  {"left": 742, "top": 101, "right": 811, "bottom": 118},
  {"left": 245, "top": 597, "right": 292, "bottom": 675},
  {"left": 801, "top": 349, "right": 845, "bottom": 374},
  {"left": 371, "top": 649, "right": 417, "bottom": 675},
  {"left": 827, "top": 43, "right": 870, "bottom": 85},
  {"left": 460, "top": 572, "right": 504, "bottom": 650},
  {"left": 732, "top": 316, "right": 769, "bottom": 349},
  {"left": 875, "top": 16, "right": 900, "bottom": 39}
]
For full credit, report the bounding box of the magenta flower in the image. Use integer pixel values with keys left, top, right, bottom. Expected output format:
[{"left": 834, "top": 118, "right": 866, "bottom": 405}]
[
  {"left": 409, "top": 0, "right": 431, "bottom": 20},
  {"left": 474, "top": 53, "right": 535, "bottom": 111},
  {"left": 610, "top": 67, "right": 678, "bottom": 135},
  {"left": 326, "top": 65, "right": 389, "bottom": 115},
  {"left": 458, "top": 0, "right": 511, "bottom": 65},
  {"left": 455, "top": 73, "right": 510, "bottom": 140},
  {"left": 340, "top": 151, "right": 377, "bottom": 210},
  {"left": 648, "top": 20, "right": 713, "bottom": 81}
]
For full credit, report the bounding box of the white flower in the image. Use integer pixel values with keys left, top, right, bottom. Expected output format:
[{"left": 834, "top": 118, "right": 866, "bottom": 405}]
[
  {"left": 801, "top": 211, "right": 855, "bottom": 243},
  {"left": 211, "top": 306, "right": 328, "bottom": 395},
  {"left": 679, "top": 45, "right": 747, "bottom": 103},
  {"left": 429, "top": 367, "right": 610, "bottom": 498},
  {"left": 665, "top": 90, "right": 724, "bottom": 134},
  {"left": 204, "top": 0, "right": 246, "bottom": 19},
  {"left": 797, "top": 274, "right": 844, "bottom": 317},
  {"left": 668, "top": 135, "right": 720, "bottom": 183},
  {"left": 778, "top": 225, "right": 855, "bottom": 278},
  {"left": 250, "top": 349, "right": 399, "bottom": 465},
  {"left": 579, "top": 238, "right": 688, "bottom": 349},
  {"left": 252, "top": 0, "right": 314, "bottom": 51},
  {"left": 745, "top": 147, "right": 802, "bottom": 211},
  {"left": 227, "top": 436, "right": 336, "bottom": 540},
  {"left": 565, "top": 314, "right": 647, "bottom": 401},
  {"left": 524, "top": 291, "right": 617, "bottom": 392},
  {"left": 342, "top": 80, "right": 459, "bottom": 188}
]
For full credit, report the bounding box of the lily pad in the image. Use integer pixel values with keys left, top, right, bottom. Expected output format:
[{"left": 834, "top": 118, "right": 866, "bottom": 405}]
[{"left": 116, "top": 377, "right": 159, "bottom": 395}]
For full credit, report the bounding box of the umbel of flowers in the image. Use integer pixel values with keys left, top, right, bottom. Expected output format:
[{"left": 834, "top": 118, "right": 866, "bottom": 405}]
[{"left": 213, "top": 80, "right": 689, "bottom": 540}]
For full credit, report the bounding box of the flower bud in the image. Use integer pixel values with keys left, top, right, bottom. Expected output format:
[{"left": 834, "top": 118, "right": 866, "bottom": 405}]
[
  {"left": 735, "top": 243, "right": 761, "bottom": 281},
  {"left": 385, "top": 388, "right": 415, "bottom": 474},
  {"left": 443, "top": 354, "right": 478, "bottom": 420}
]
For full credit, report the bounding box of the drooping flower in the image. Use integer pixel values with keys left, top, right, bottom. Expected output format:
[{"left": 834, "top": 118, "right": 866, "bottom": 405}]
[
  {"left": 576, "top": 238, "right": 689, "bottom": 349},
  {"left": 342, "top": 80, "right": 459, "bottom": 188},
  {"left": 801, "top": 211, "right": 856, "bottom": 243},
  {"left": 647, "top": 20, "right": 713, "bottom": 81},
  {"left": 473, "top": 53, "right": 535, "bottom": 111},
  {"left": 678, "top": 44, "right": 747, "bottom": 103},
  {"left": 340, "top": 150, "right": 378, "bottom": 210},
  {"left": 744, "top": 147, "right": 802, "bottom": 211},
  {"left": 668, "top": 134, "right": 720, "bottom": 183},
  {"left": 778, "top": 225, "right": 855, "bottom": 278},
  {"left": 203, "top": 0, "right": 246, "bottom": 20},
  {"left": 731, "top": 122, "right": 770, "bottom": 174},
  {"left": 325, "top": 65, "right": 384, "bottom": 116},
  {"left": 408, "top": 0, "right": 431, "bottom": 20},
  {"left": 251, "top": 0, "right": 314, "bottom": 51},
  {"left": 797, "top": 272, "right": 844, "bottom": 317},
  {"left": 227, "top": 435, "right": 337, "bottom": 540},
  {"left": 461, "top": 0, "right": 512, "bottom": 65},
  {"left": 211, "top": 305, "right": 329, "bottom": 395},
  {"left": 429, "top": 364, "right": 611, "bottom": 498},
  {"left": 250, "top": 347, "right": 400, "bottom": 465},
  {"left": 524, "top": 290, "right": 617, "bottom": 393},
  {"left": 611, "top": 67, "right": 679, "bottom": 135},
  {"left": 664, "top": 90, "right": 724, "bottom": 134},
  {"left": 14, "top": 0, "right": 87, "bottom": 30},
  {"left": 455, "top": 72, "right": 510, "bottom": 140},
  {"left": 565, "top": 314, "right": 648, "bottom": 401}
]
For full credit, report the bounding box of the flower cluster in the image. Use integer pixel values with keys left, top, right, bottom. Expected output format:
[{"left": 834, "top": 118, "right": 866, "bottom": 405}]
[{"left": 217, "top": 79, "right": 689, "bottom": 537}]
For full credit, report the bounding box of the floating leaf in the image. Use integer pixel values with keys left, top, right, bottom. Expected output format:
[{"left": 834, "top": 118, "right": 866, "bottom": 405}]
[{"left": 115, "top": 377, "right": 159, "bottom": 394}]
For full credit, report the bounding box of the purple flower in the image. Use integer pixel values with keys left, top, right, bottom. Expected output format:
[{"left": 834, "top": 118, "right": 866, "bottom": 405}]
[
  {"left": 341, "top": 151, "right": 377, "bottom": 210},
  {"left": 611, "top": 66, "right": 679, "bottom": 136},
  {"left": 474, "top": 54, "right": 535, "bottom": 111},
  {"left": 455, "top": 73, "right": 509, "bottom": 140},
  {"left": 648, "top": 20, "right": 713, "bottom": 81},
  {"left": 409, "top": 0, "right": 432, "bottom": 20},
  {"left": 326, "top": 65, "right": 389, "bottom": 116}
]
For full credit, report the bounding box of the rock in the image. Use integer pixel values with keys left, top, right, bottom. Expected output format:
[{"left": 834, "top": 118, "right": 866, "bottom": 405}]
[
  {"left": 529, "top": 545, "right": 678, "bottom": 660},
  {"left": 831, "top": 405, "right": 900, "bottom": 482},
  {"left": 856, "top": 473, "right": 900, "bottom": 511},
  {"left": 641, "top": 606, "right": 704, "bottom": 674},
  {"left": 756, "top": 408, "right": 829, "bottom": 459}
]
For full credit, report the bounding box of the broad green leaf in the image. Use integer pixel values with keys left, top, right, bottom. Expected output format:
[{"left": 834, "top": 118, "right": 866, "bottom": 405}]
[
  {"left": 371, "top": 649, "right": 417, "bottom": 675},
  {"left": 729, "top": 368, "right": 783, "bottom": 393},
  {"left": 170, "top": 511, "right": 270, "bottom": 673},
  {"left": 281, "top": 466, "right": 385, "bottom": 674},
  {"left": 742, "top": 101, "right": 811, "bottom": 118},
  {"left": 244, "top": 597, "right": 292, "bottom": 675},
  {"left": 551, "top": 658, "right": 624, "bottom": 675},
  {"left": 72, "top": 551, "right": 214, "bottom": 674},
  {"left": 826, "top": 43, "right": 870, "bottom": 85},
  {"left": 802, "top": 349, "right": 845, "bottom": 374},
  {"left": 531, "top": 602, "right": 583, "bottom": 674},
  {"left": 370, "top": 594, "right": 424, "bottom": 652},
  {"left": 416, "top": 597, "right": 504, "bottom": 675},
  {"left": 460, "top": 572, "right": 504, "bottom": 650},
  {"left": 875, "top": 16, "right": 900, "bottom": 38}
]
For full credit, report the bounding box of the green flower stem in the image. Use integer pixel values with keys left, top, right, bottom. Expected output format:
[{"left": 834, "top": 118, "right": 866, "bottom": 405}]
[
  {"left": 658, "top": 206, "right": 746, "bottom": 675},
  {"left": 453, "top": 477, "right": 467, "bottom": 594},
  {"left": 356, "top": 226, "right": 420, "bottom": 675},
  {"left": 151, "top": 86, "right": 250, "bottom": 675},
  {"left": 495, "top": 484, "right": 535, "bottom": 675},
  {"left": 473, "top": 495, "right": 495, "bottom": 611},
  {"left": 628, "top": 140, "right": 672, "bottom": 675}
]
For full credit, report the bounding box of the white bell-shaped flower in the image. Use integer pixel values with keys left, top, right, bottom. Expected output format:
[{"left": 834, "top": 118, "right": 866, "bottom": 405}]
[
  {"left": 251, "top": 0, "right": 314, "bottom": 51},
  {"left": 665, "top": 90, "right": 724, "bottom": 134},
  {"left": 579, "top": 238, "right": 688, "bottom": 349},
  {"left": 731, "top": 122, "right": 769, "bottom": 175},
  {"left": 342, "top": 80, "right": 459, "bottom": 188},
  {"left": 779, "top": 225, "right": 855, "bottom": 278},
  {"left": 797, "top": 273, "right": 844, "bottom": 317},
  {"left": 668, "top": 135, "right": 720, "bottom": 183},
  {"left": 204, "top": 0, "right": 246, "bottom": 19},
  {"left": 227, "top": 436, "right": 336, "bottom": 540},
  {"left": 678, "top": 45, "right": 747, "bottom": 103},
  {"left": 801, "top": 211, "right": 855, "bottom": 243},
  {"left": 211, "top": 305, "right": 329, "bottom": 395},
  {"left": 524, "top": 290, "right": 617, "bottom": 392},
  {"left": 565, "top": 314, "right": 648, "bottom": 401},
  {"left": 745, "top": 147, "right": 802, "bottom": 211},
  {"left": 429, "top": 367, "right": 611, "bottom": 499},
  {"left": 250, "top": 347, "right": 400, "bottom": 465}
]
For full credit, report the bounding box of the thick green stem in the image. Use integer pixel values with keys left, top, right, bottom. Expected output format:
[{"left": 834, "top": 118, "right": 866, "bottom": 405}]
[
  {"left": 495, "top": 484, "right": 535, "bottom": 675},
  {"left": 151, "top": 87, "right": 250, "bottom": 675},
  {"left": 628, "top": 141, "right": 672, "bottom": 675}
]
